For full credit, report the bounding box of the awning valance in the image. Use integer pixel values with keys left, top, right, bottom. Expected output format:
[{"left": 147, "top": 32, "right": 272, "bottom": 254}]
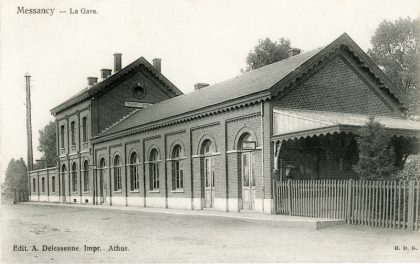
[{"left": 272, "top": 108, "right": 420, "bottom": 142}]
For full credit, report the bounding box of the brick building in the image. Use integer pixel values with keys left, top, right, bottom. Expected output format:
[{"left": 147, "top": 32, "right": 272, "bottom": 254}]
[{"left": 29, "top": 33, "right": 420, "bottom": 214}]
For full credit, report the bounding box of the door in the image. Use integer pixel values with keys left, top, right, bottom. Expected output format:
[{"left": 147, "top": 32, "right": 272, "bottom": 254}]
[
  {"left": 204, "top": 157, "right": 215, "bottom": 208},
  {"left": 242, "top": 152, "right": 255, "bottom": 210}
]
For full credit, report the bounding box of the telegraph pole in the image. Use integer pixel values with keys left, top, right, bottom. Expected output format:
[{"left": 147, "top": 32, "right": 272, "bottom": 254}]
[{"left": 25, "top": 73, "right": 33, "bottom": 171}]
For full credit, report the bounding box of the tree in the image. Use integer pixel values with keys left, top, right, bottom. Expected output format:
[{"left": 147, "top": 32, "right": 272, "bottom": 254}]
[
  {"left": 243, "top": 37, "right": 296, "bottom": 72},
  {"left": 367, "top": 17, "right": 420, "bottom": 117},
  {"left": 353, "top": 118, "right": 397, "bottom": 180},
  {"left": 3, "top": 158, "right": 28, "bottom": 199},
  {"left": 38, "top": 121, "right": 57, "bottom": 167},
  {"left": 397, "top": 155, "right": 420, "bottom": 181}
]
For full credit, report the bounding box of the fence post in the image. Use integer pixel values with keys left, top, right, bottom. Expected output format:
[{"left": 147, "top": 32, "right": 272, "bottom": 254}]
[
  {"left": 407, "top": 180, "right": 415, "bottom": 231},
  {"left": 346, "top": 179, "right": 353, "bottom": 224},
  {"left": 272, "top": 179, "right": 277, "bottom": 214},
  {"left": 287, "top": 179, "right": 292, "bottom": 216}
]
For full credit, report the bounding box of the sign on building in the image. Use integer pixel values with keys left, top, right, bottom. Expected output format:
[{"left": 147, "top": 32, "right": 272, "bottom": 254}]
[
  {"left": 124, "top": 101, "right": 153, "bottom": 109},
  {"left": 242, "top": 141, "right": 256, "bottom": 150}
]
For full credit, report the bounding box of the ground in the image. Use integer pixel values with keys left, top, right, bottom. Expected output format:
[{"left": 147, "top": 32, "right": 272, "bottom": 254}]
[{"left": 1, "top": 203, "right": 420, "bottom": 263}]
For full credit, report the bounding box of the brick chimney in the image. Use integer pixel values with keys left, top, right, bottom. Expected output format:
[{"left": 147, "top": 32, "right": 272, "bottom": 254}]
[
  {"left": 101, "top": 69, "right": 112, "bottom": 80},
  {"left": 153, "top": 58, "right": 161, "bottom": 73},
  {"left": 87, "top": 77, "right": 98, "bottom": 87},
  {"left": 287, "top": 48, "right": 301, "bottom": 58},
  {"left": 113, "top": 53, "right": 122, "bottom": 72},
  {"left": 194, "top": 83, "right": 209, "bottom": 90}
]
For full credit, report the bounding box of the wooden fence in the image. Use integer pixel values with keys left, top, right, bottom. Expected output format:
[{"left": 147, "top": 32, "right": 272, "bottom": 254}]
[{"left": 274, "top": 179, "right": 420, "bottom": 230}]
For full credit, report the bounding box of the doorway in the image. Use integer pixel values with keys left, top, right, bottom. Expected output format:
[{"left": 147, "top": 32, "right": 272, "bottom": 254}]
[
  {"left": 98, "top": 158, "right": 106, "bottom": 204},
  {"left": 201, "top": 139, "right": 215, "bottom": 208},
  {"left": 241, "top": 152, "right": 255, "bottom": 210},
  {"left": 204, "top": 156, "right": 215, "bottom": 208}
]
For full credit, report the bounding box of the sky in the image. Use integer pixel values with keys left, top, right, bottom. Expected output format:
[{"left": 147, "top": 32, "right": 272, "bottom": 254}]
[{"left": 0, "top": 0, "right": 419, "bottom": 182}]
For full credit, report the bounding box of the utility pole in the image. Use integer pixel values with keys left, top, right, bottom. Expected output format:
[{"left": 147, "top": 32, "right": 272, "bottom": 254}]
[{"left": 25, "top": 73, "right": 33, "bottom": 171}]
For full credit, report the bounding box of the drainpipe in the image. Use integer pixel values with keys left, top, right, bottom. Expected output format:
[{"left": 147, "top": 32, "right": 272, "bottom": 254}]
[{"left": 260, "top": 101, "right": 265, "bottom": 213}]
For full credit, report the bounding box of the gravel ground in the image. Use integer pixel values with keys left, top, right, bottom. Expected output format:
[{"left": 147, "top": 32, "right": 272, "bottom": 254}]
[{"left": 1, "top": 203, "right": 420, "bottom": 263}]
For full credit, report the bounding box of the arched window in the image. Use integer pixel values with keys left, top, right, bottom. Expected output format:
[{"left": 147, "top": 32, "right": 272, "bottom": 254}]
[
  {"left": 130, "top": 152, "right": 139, "bottom": 191},
  {"left": 83, "top": 160, "right": 89, "bottom": 192},
  {"left": 149, "top": 149, "right": 159, "bottom": 190},
  {"left": 113, "top": 155, "right": 122, "bottom": 191},
  {"left": 239, "top": 133, "right": 255, "bottom": 150},
  {"left": 171, "top": 145, "right": 183, "bottom": 190},
  {"left": 99, "top": 158, "right": 106, "bottom": 170},
  {"left": 71, "top": 162, "right": 77, "bottom": 192},
  {"left": 201, "top": 139, "right": 213, "bottom": 155}
]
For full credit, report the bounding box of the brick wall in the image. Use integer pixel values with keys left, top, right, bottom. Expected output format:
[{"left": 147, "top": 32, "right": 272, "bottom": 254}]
[
  {"left": 92, "top": 103, "right": 266, "bottom": 211},
  {"left": 94, "top": 70, "right": 178, "bottom": 136},
  {"left": 276, "top": 55, "right": 400, "bottom": 116}
]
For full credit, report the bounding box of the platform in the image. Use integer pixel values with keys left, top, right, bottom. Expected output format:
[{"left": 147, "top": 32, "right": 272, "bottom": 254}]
[{"left": 23, "top": 202, "right": 346, "bottom": 230}]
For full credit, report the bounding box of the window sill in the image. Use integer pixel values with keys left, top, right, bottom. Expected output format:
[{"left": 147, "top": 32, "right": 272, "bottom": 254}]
[
  {"left": 83, "top": 191, "right": 90, "bottom": 194},
  {"left": 149, "top": 190, "right": 160, "bottom": 193},
  {"left": 171, "top": 189, "right": 184, "bottom": 193},
  {"left": 71, "top": 191, "right": 78, "bottom": 194},
  {"left": 130, "top": 190, "right": 140, "bottom": 193},
  {"left": 113, "top": 190, "right": 122, "bottom": 193}
]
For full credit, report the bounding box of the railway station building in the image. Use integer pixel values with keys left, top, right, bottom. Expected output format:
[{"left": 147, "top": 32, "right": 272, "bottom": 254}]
[{"left": 29, "top": 33, "right": 420, "bottom": 214}]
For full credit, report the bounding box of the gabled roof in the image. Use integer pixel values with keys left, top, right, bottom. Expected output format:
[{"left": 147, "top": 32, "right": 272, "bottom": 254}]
[
  {"left": 95, "top": 33, "right": 409, "bottom": 139},
  {"left": 50, "top": 57, "right": 183, "bottom": 115}
]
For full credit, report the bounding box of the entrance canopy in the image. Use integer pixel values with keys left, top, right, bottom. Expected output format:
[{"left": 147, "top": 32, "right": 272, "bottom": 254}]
[{"left": 272, "top": 108, "right": 420, "bottom": 142}]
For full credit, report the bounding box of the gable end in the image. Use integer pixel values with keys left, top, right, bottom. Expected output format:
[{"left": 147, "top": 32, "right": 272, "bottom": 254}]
[{"left": 275, "top": 53, "right": 401, "bottom": 116}]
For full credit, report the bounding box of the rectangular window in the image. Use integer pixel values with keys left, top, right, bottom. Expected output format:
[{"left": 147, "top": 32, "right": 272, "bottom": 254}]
[
  {"left": 82, "top": 117, "right": 87, "bottom": 142},
  {"left": 130, "top": 165, "right": 139, "bottom": 191},
  {"left": 52, "top": 176, "right": 56, "bottom": 193},
  {"left": 172, "top": 161, "right": 183, "bottom": 190},
  {"left": 150, "top": 163, "right": 159, "bottom": 190},
  {"left": 83, "top": 170, "right": 89, "bottom": 192},
  {"left": 60, "top": 125, "right": 65, "bottom": 148},
  {"left": 32, "top": 178, "right": 36, "bottom": 193},
  {"left": 41, "top": 177, "right": 45, "bottom": 193},
  {"left": 114, "top": 167, "right": 121, "bottom": 191},
  {"left": 179, "top": 169, "right": 183, "bottom": 189},
  {"left": 70, "top": 121, "right": 75, "bottom": 146},
  {"left": 72, "top": 172, "right": 77, "bottom": 192}
]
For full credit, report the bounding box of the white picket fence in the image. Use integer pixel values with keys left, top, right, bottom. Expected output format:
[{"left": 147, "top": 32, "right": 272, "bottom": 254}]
[{"left": 274, "top": 179, "right": 420, "bottom": 230}]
